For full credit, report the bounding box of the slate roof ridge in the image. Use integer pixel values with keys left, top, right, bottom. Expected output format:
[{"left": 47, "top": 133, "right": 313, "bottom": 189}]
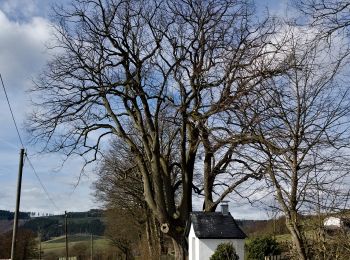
[
  {"left": 189, "top": 211, "right": 247, "bottom": 239},
  {"left": 191, "top": 211, "right": 223, "bottom": 215}
]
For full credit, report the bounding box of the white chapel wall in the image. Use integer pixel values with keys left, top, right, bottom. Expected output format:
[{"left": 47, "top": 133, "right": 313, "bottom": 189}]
[{"left": 189, "top": 223, "right": 245, "bottom": 260}]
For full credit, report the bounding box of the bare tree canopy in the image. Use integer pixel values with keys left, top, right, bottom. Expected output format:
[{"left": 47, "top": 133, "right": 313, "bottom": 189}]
[
  {"left": 254, "top": 26, "right": 350, "bottom": 259},
  {"left": 26, "top": 0, "right": 350, "bottom": 258},
  {"left": 94, "top": 139, "right": 161, "bottom": 258},
  {"left": 28, "top": 0, "right": 286, "bottom": 257},
  {"left": 296, "top": 0, "right": 350, "bottom": 37}
]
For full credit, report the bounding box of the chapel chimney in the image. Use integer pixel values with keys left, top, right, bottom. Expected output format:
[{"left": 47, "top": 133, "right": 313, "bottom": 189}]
[{"left": 220, "top": 201, "right": 229, "bottom": 215}]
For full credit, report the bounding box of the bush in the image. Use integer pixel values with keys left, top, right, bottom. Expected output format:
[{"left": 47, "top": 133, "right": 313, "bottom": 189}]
[
  {"left": 210, "top": 242, "right": 239, "bottom": 260},
  {"left": 0, "top": 229, "right": 39, "bottom": 259},
  {"left": 71, "top": 242, "right": 88, "bottom": 256},
  {"left": 246, "top": 236, "right": 281, "bottom": 260}
]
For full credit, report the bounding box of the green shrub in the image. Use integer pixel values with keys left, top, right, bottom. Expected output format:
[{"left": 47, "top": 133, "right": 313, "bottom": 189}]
[
  {"left": 246, "top": 236, "right": 281, "bottom": 260},
  {"left": 210, "top": 242, "right": 239, "bottom": 260}
]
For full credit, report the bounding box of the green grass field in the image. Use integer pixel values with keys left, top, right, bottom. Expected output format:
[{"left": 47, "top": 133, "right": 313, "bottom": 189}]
[{"left": 42, "top": 234, "right": 113, "bottom": 256}]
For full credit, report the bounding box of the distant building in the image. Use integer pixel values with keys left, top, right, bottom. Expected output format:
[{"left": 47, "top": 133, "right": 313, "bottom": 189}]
[
  {"left": 324, "top": 216, "right": 350, "bottom": 230},
  {"left": 187, "top": 202, "right": 247, "bottom": 260}
]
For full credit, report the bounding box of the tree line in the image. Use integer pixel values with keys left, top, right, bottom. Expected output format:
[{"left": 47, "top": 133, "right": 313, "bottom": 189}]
[
  {"left": 0, "top": 229, "right": 38, "bottom": 259},
  {"left": 0, "top": 210, "right": 31, "bottom": 220}
]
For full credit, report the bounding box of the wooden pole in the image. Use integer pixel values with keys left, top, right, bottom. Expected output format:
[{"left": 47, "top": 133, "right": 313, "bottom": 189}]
[
  {"left": 90, "top": 233, "right": 93, "bottom": 260},
  {"left": 65, "top": 211, "right": 69, "bottom": 260},
  {"left": 38, "top": 230, "right": 42, "bottom": 260},
  {"left": 10, "top": 148, "right": 25, "bottom": 260}
]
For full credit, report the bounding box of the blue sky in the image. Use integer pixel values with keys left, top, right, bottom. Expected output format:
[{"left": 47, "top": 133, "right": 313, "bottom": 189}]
[
  {"left": 0, "top": 0, "right": 96, "bottom": 215},
  {"left": 0, "top": 0, "right": 289, "bottom": 219}
]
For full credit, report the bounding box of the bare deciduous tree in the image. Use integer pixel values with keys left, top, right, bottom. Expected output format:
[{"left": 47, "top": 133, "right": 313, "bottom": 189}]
[
  {"left": 305, "top": 190, "right": 350, "bottom": 260},
  {"left": 94, "top": 140, "right": 161, "bottom": 259},
  {"left": 296, "top": 0, "right": 350, "bottom": 38},
  {"left": 254, "top": 28, "right": 350, "bottom": 260},
  {"left": 28, "top": 0, "right": 284, "bottom": 257}
]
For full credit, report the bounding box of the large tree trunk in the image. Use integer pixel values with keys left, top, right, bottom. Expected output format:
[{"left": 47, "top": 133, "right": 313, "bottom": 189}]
[
  {"left": 172, "top": 237, "right": 186, "bottom": 260},
  {"left": 286, "top": 218, "right": 307, "bottom": 260},
  {"left": 159, "top": 217, "right": 188, "bottom": 260},
  {"left": 145, "top": 214, "right": 161, "bottom": 259},
  {"left": 123, "top": 248, "right": 133, "bottom": 260}
]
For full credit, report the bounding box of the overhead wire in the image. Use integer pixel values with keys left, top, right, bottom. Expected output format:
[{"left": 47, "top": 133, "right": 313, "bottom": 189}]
[
  {"left": 0, "top": 73, "right": 25, "bottom": 148},
  {"left": 25, "top": 155, "right": 60, "bottom": 211},
  {"left": 0, "top": 72, "right": 61, "bottom": 212}
]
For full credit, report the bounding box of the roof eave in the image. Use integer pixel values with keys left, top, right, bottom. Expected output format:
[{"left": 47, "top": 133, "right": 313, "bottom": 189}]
[{"left": 197, "top": 236, "right": 247, "bottom": 239}]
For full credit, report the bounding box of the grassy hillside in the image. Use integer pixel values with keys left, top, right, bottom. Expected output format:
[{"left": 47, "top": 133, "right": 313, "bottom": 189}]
[
  {"left": 42, "top": 234, "right": 114, "bottom": 257},
  {"left": 41, "top": 234, "right": 176, "bottom": 259},
  {"left": 45, "top": 234, "right": 104, "bottom": 244},
  {"left": 22, "top": 210, "right": 106, "bottom": 241}
]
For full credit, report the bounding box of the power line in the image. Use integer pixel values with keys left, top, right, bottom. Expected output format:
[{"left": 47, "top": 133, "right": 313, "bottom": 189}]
[
  {"left": 0, "top": 73, "right": 25, "bottom": 148},
  {"left": 0, "top": 72, "right": 60, "bottom": 212},
  {"left": 25, "top": 154, "right": 60, "bottom": 211}
]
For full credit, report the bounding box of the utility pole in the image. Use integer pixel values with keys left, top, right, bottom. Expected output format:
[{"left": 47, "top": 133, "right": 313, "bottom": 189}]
[
  {"left": 65, "top": 211, "right": 69, "bottom": 260},
  {"left": 38, "top": 230, "right": 42, "bottom": 260},
  {"left": 11, "top": 148, "right": 25, "bottom": 260},
  {"left": 90, "top": 232, "right": 93, "bottom": 260}
]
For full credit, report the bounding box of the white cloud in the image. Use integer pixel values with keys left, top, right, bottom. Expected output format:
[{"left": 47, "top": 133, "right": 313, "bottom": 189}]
[
  {"left": 0, "top": 0, "right": 39, "bottom": 20},
  {"left": 0, "top": 10, "right": 53, "bottom": 91},
  {"left": 0, "top": 9, "right": 53, "bottom": 144},
  {"left": 0, "top": 9, "right": 98, "bottom": 215}
]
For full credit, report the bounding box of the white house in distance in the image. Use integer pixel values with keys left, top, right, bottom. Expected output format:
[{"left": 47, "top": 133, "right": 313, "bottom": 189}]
[
  {"left": 187, "top": 202, "right": 247, "bottom": 260},
  {"left": 324, "top": 216, "right": 350, "bottom": 230},
  {"left": 324, "top": 216, "right": 342, "bottom": 228}
]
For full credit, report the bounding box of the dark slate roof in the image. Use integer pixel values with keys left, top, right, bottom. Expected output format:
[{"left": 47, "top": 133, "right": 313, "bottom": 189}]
[{"left": 190, "top": 212, "right": 247, "bottom": 239}]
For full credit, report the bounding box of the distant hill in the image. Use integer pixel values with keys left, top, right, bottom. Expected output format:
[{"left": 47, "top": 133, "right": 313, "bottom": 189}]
[
  {"left": 22, "top": 209, "right": 105, "bottom": 241},
  {"left": 0, "top": 210, "right": 30, "bottom": 220},
  {"left": 236, "top": 217, "right": 289, "bottom": 237},
  {"left": 0, "top": 219, "right": 28, "bottom": 234},
  {"left": 0, "top": 209, "right": 105, "bottom": 240},
  {"left": 0, "top": 210, "right": 32, "bottom": 234},
  {"left": 65, "top": 209, "right": 103, "bottom": 218}
]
